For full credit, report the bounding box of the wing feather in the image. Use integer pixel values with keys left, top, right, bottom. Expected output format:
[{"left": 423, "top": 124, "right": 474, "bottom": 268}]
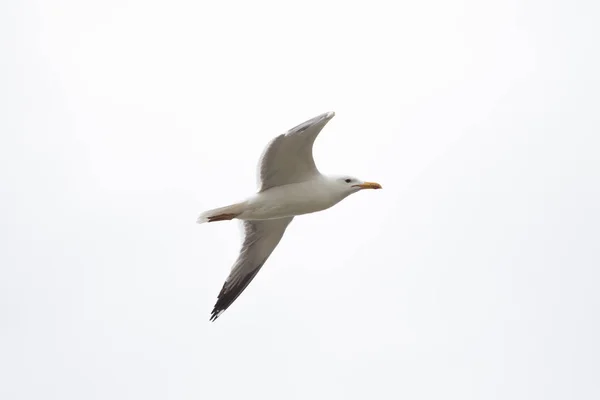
[
  {"left": 257, "top": 111, "right": 335, "bottom": 192},
  {"left": 210, "top": 217, "right": 294, "bottom": 321}
]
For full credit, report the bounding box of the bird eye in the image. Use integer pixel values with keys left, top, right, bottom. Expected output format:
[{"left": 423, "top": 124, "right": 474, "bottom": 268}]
[{"left": 344, "top": 178, "right": 352, "bottom": 183}]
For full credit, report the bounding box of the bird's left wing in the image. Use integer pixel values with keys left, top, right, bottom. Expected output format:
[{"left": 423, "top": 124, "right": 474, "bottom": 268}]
[
  {"left": 257, "top": 111, "right": 335, "bottom": 192},
  {"left": 210, "top": 217, "right": 294, "bottom": 321}
]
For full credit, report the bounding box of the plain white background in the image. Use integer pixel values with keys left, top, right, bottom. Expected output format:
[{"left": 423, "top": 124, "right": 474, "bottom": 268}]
[{"left": 1, "top": 1, "right": 599, "bottom": 399}]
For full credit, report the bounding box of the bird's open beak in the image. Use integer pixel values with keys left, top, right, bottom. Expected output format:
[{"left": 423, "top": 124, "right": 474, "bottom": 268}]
[{"left": 353, "top": 181, "right": 382, "bottom": 190}]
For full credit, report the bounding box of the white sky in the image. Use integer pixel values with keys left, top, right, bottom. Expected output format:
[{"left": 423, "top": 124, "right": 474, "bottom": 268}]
[{"left": 1, "top": 1, "right": 599, "bottom": 399}]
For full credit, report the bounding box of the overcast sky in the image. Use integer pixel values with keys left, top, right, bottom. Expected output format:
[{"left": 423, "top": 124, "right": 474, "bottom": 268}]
[{"left": 1, "top": 1, "right": 599, "bottom": 399}]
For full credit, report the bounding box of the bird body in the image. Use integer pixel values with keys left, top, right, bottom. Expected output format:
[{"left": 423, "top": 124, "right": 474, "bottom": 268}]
[
  {"left": 197, "top": 111, "right": 381, "bottom": 321},
  {"left": 199, "top": 176, "right": 354, "bottom": 223},
  {"left": 244, "top": 177, "right": 350, "bottom": 220}
]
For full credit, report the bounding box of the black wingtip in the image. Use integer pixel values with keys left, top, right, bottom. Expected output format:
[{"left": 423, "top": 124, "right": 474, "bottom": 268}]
[
  {"left": 207, "top": 260, "right": 267, "bottom": 323},
  {"left": 209, "top": 309, "right": 222, "bottom": 322}
]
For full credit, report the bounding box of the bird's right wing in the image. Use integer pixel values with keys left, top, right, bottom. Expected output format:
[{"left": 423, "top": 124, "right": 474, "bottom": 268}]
[
  {"left": 257, "top": 111, "right": 335, "bottom": 192},
  {"left": 209, "top": 217, "right": 294, "bottom": 321}
]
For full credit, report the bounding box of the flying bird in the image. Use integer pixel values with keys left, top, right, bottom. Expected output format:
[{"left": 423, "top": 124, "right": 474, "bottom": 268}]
[{"left": 197, "top": 111, "right": 382, "bottom": 321}]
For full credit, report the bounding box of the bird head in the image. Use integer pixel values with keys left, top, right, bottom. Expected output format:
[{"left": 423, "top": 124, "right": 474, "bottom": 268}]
[{"left": 330, "top": 175, "right": 382, "bottom": 195}]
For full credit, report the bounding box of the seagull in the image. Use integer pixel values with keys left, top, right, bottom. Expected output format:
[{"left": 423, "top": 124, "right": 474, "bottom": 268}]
[{"left": 197, "top": 111, "right": 382, "bottom": 321}]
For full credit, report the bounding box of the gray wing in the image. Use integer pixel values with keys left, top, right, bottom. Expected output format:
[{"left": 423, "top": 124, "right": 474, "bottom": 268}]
[
  {"left": 257, "top": 111, "right": 335, "bottom": 192},
  {"left": 210, "top": 217, "right": 294, "bottom": 321}
]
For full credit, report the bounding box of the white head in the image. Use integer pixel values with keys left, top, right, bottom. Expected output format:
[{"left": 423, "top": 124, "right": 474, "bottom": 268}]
[{"left": 326, "top": 175, "right": 383, "bottom": 198}]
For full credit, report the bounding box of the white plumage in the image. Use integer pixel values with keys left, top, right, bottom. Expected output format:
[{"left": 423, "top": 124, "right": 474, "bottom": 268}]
[{"left": 197, "top": 111, "right": 382, "bottom": 321}]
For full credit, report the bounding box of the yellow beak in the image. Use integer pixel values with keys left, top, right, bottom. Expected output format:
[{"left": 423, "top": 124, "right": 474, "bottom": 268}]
[{"left": 353, "top": 181, "right": 382, "bottom": 190}]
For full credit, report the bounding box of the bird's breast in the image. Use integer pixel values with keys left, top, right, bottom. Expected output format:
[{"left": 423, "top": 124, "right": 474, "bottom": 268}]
[{"left": 241, "top": 182, "right": 341, "bottom": 220}]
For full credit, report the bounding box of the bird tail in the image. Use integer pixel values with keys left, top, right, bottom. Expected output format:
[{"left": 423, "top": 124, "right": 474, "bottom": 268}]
[{"left": 196, "top": 201, "right": 247, "bottom": 224}]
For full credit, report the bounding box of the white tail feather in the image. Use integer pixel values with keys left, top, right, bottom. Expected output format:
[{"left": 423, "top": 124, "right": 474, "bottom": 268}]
[{"left": 196, "top": 202, "right": 246, "bottom": 224}]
